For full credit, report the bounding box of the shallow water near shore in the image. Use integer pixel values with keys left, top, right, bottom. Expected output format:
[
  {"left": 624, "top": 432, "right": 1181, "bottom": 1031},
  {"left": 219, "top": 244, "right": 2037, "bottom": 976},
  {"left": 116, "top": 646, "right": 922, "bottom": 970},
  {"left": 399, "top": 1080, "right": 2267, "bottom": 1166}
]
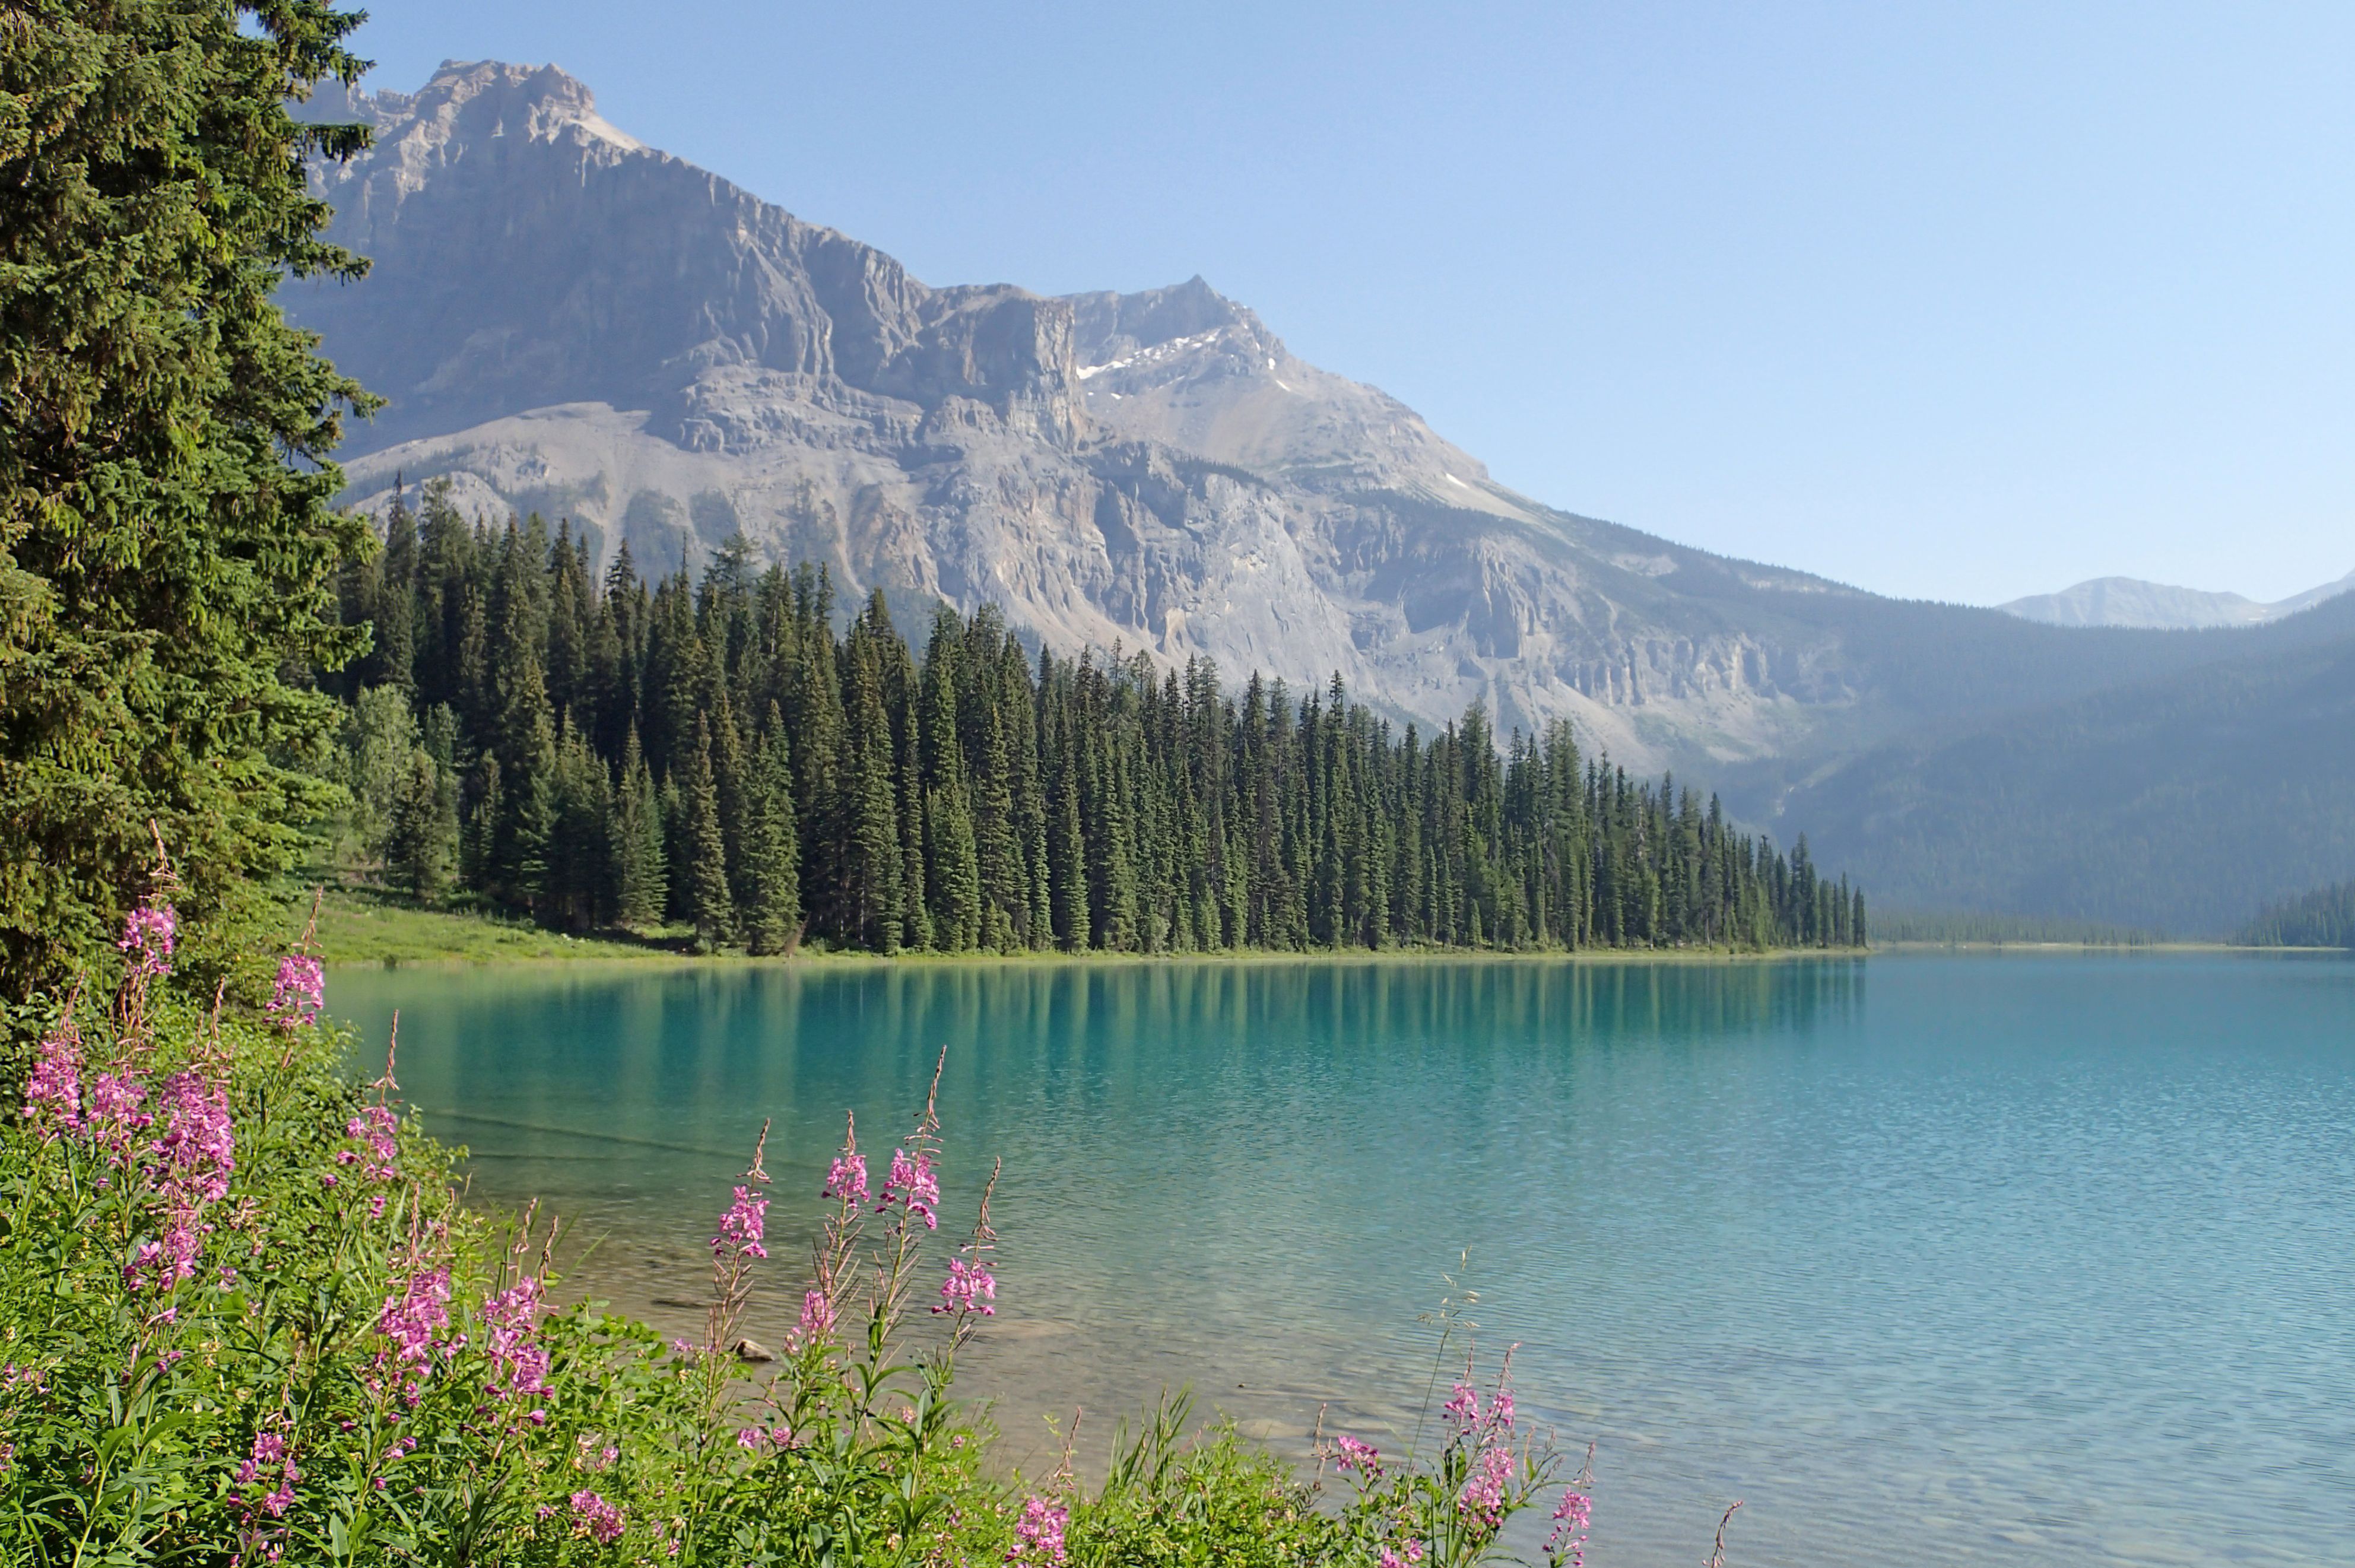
[{"left": 328, "top": 951, "right": 2355, "bottom": 1567}]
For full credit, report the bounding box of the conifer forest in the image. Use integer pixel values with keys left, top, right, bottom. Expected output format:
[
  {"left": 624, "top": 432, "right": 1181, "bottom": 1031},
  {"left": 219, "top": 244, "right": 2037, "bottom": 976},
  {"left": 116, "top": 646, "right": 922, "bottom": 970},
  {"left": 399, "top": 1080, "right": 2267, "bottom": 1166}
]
[{"left": 325, "top": 485, "right": 1866, "bottom": 955}]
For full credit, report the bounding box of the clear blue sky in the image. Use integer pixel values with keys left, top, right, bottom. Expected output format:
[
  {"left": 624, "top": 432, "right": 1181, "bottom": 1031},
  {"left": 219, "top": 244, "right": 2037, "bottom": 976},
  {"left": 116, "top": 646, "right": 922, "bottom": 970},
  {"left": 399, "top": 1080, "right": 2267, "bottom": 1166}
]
[{"left": 341, "top": 1, "right": 2353, "bottom": 606}]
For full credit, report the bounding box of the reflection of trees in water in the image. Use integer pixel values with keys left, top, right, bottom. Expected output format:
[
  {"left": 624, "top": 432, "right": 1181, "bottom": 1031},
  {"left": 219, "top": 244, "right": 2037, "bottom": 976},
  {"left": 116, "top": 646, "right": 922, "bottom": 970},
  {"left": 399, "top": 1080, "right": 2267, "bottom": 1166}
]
[
  {"left": 372, "top": 958, "right": 1867, "bottom": 1126},
  {"left": 371, "top": 957, "right": 1868, "bottom": 1228},
  {"left": 833, "top": 957, "right": 1867, "bottom": 1064}
]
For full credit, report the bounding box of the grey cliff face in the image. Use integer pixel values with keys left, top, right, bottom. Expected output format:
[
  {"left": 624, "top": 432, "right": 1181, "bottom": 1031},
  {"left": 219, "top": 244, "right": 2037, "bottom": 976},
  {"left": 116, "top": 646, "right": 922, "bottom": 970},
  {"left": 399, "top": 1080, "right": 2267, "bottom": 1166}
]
[
  {"left": 285, "top": 61, "right": 2270, "bottom": 785},
  {"left": 298, "top": 61, "right": 1080, "bottom": 453}
]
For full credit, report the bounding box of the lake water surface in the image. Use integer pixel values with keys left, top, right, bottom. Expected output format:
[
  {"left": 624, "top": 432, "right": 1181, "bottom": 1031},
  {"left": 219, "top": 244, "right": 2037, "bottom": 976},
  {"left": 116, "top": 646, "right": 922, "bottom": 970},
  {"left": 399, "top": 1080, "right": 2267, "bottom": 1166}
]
[{"left": 327, "top": 953, "right": 2355, "bottom": 1568}]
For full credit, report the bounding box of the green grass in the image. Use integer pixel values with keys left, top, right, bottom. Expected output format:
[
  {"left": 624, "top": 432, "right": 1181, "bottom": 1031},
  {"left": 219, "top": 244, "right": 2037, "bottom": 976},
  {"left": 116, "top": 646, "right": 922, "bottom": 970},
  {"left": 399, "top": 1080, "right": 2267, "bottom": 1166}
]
[
  {"left": 285, "top": 885, "right": 1872, "bottom": 970},
  {"left": 286, "top": 888, "right": 691, "bottom": 967}
]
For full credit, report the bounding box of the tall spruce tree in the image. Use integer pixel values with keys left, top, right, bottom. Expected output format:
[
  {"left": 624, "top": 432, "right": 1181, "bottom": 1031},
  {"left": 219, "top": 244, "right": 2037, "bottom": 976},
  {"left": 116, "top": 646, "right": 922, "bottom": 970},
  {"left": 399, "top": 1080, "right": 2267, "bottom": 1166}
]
[
  {"left": 0, "top": 0, "right": 378, "bottom": 990},
  {"left": 739, "top": 707, "right": 802, "bottom": 956},
  {"left": 385, "top": 747, "right": 459, "bottom": 904},
  {"left": 611, "top": 725, "right": 668, "bottom": 931},
  {"left": 836, "top": 618, "right": 903, "bottom": 954},
  {"left": 680, "top": 717, "right": 734, "bottom": 951}
]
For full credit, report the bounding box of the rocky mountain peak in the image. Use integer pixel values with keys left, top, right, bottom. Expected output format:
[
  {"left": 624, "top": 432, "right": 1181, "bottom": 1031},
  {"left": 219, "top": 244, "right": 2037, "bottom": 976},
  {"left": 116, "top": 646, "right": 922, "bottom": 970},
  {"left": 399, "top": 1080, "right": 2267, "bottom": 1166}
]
[
  {"left": 1068, "top": 276, "right": 1275, "bottom": 367},
  {"left": 294, "top": 61, "right": 1083, "bottom": 453},
  {"left": 304, "top": 62, "right": 644, "bottom": 243}
]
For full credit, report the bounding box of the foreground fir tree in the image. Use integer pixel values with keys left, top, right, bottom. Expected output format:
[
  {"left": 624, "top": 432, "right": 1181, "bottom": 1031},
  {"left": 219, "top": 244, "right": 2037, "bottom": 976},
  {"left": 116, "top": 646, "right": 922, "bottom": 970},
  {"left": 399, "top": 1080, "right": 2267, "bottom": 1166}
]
[{"left": 0, "top": 0, "right": 376, "bottom": 993}]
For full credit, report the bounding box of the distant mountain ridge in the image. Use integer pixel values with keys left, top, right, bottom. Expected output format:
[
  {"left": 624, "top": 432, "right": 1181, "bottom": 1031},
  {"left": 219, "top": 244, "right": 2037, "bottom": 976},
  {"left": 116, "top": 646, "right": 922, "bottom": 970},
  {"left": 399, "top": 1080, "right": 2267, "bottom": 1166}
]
[
  {"left": 282, "top": 60, "right": 2355, "bottom": 931},
  {"left": 1998, "top": 569, "right": 2355, "bottom": 629},
  {"left": 1766, "top": 590, "right": 2355, "bottom": 933}
]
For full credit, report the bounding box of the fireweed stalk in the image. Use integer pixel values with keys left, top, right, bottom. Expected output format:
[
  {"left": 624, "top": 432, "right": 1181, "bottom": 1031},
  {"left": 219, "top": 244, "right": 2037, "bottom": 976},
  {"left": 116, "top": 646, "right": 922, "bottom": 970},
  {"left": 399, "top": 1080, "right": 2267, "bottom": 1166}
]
[{"left": 1321, "top": 1338, "right": 1597, "bottom": 1568}]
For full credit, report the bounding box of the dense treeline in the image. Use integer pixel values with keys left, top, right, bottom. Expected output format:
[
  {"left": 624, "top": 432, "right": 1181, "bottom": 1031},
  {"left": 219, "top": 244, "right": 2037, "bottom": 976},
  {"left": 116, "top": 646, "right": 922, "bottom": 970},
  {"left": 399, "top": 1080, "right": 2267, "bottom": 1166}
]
[
  {"left": 325, "top": 483, "right": 1865, "bottom": 954},
  {"left": 2236, "top": 882, "right": 2355, "bottom": 948}
]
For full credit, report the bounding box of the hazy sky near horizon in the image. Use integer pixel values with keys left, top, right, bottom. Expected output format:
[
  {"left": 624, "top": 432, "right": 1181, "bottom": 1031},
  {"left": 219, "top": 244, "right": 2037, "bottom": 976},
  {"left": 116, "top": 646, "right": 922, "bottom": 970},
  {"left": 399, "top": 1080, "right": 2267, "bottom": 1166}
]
[{"left": 341, "top": 2, "right": 2353, "bottom": 606}]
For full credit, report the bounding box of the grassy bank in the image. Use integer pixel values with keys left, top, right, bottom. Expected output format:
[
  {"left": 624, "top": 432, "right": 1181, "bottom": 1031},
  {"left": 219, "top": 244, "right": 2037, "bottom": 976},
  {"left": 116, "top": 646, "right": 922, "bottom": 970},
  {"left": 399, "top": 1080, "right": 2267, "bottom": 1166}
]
[
  {"left": 287, "top": 888, "right": 694, "bottom": 967},
  {"left": 293, "top": 886, "right": 1867, "bottom": 970}
]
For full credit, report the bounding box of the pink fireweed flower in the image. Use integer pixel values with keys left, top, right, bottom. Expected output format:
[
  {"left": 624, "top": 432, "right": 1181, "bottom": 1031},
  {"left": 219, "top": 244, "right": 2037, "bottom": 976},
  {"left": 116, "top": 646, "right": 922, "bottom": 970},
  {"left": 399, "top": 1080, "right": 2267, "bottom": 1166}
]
[
  {"left": 933, "top": 1257, "right": 996, "bottom": 1318},
  {"left": 345, "top": 1104, "right": 400, "bottom": 1182},
  {"left": 1442, "top": 1379, "right": 1481, "bottom": 1432},
  {"left": 1334, "top": 1434, "right": 1381, "bottom": 1475},
  {"left": 878, "top": 1147, "right": 940, "bottom": 1230},
  {"left": 1545, "top": 1488, "right": 1593, "bottom": 1566},
  {"left": 118, "top": 899, "right": 176, "bottom": 979},
  {"left": 481, "top": 1278, "right": 550, "bottom": 1400},
  {"left": 822, "top": 1151, "right": 869, "bottom": 1204},
  {"left": 22, "top": 1023, "right": 82, "bottom": 1137},
  {"left": 86, "top": 1071, "right": 152, "bottom": 1168},
  {"left": 1456, "top": 1444, "right": 1516, "bottom": 1528},
  {"left": 150, "top": 1071, "right": 235, "bottom": 1204},
  {"left": 266, "top": 954, "right": 325, "bottom": 1030},
  {"left": 234, "top": 1426, "right": 300, "bottom": 1519},
  {"left": 798, "top": 1288, "right": 837, "bottom": 1339},
  {"left": 569, "top": 1488, "right": 624, "bottom": 1544},
  {"left": 379, "top": 1267, "right": 453, "bottom": 1369},
  {"left": 1006, "top": 1494, "right": 1069, "bottom": 1566},
  {"left": 712, "top": 1185, "right": 767, "bottom": 1262},
  {"left": 124, "top": 1072, "right": 234, "bottom": 1292}
]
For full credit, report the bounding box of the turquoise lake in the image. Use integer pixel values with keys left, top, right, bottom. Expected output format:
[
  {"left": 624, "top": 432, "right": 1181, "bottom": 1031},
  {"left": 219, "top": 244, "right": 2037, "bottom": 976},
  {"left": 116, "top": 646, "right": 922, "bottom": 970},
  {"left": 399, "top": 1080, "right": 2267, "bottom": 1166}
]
[{"left": 326, "top": 952, "right": 2355, "bottom": 1567}]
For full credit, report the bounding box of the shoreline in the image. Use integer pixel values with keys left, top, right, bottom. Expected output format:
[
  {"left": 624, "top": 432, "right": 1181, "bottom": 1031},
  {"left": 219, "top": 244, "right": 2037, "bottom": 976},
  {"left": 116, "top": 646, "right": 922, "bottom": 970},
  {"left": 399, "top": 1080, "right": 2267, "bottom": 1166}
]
[
  {"left": 299, "top": 887, "right": 1874, "bottom": 970},
  {"left": 306, "top": 888, "right": 2343, "bottom": 973}
]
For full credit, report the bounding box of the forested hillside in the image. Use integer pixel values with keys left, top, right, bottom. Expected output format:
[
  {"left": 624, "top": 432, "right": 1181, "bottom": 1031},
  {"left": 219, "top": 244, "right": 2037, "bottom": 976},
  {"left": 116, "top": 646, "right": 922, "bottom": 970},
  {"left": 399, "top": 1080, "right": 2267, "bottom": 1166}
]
[
  {"left": 322, "top": 484, "right": 1864, "bottom": 954},
  {"left": 1769, "top": 594, "right": 2355, "bottom": 935},
  {"left": 2237, "top": 883, "right": 2355, "bottom": 948}
]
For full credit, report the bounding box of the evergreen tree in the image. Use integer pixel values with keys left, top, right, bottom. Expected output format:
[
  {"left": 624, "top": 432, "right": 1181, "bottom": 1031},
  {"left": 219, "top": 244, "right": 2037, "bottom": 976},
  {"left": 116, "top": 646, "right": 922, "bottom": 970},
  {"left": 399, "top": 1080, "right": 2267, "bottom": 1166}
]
[
  {"left": 681, "top": 718, "right": 735, "bottom": 951},
  {"left": 835, "top": 620, "right": 904, "bottom": 953},
  {"left": 739, "top": 709, "right": 804, "bottom": 956},
  {"left": 661, "top": 773, "right": 691, "bottom": 924},
  {"left": 920, "top": 612, "right": 982, "bottom": 950},
  {"left": 540, "top": 718, "right": 612, "bottom": 932},
  {"left": 386, "top": 747, "right": 459, "bottom": 904},
  {"left": 611, "top": 726, "right": 668, "bottom": 931},
  {"left": 0, "top": 0, "right": 377, "bottom": 990}
]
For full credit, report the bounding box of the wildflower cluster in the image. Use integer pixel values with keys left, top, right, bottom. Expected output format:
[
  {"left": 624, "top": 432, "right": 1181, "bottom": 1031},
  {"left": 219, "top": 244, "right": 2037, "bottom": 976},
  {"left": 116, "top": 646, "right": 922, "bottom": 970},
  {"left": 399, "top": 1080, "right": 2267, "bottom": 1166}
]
[
  {"left": 1008, "top": 1493, "right": 1071, "bottom": 1565},
  {"left": 823, "top": 1150, "right": 869, "bottom": 1204},
  {"left": 125, "top": 1068, "right": 236, "bottom": 1292},
  {"left": 266, "top": 954, "right": 325, "bottom": 1031},
  {"left": 118, "top": 897, "right": 176, "bottom": 979},
  {"left": 569, "top": 1488, "right": 624, "bottom": 1544},
  {"left": 21, "top": 1011, "right": 82, "bottom": 1137},
  {"left": 1326, "top": 1345, "right": 1588, "bottom": 1568},
  {"left": 879, "top": 1145, "right": 941, "bottom": 1229}
]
